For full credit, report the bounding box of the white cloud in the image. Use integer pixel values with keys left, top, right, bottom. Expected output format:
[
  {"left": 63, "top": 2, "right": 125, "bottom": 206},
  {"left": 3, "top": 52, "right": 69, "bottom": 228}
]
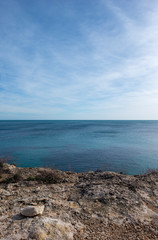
[{"left": 0, "top": 0, "right": 158, "bottom": 119}]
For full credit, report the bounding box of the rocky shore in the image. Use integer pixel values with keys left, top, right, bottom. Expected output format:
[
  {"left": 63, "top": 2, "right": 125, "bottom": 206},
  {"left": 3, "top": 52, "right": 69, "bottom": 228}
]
[{"left": 0, "top": 164, "right": 158, "bottom": 240}]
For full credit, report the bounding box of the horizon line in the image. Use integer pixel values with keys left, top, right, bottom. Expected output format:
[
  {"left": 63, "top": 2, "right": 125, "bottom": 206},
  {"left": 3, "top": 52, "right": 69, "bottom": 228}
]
[{"left": 0, "top": 119, "right": 158, "bottom": 121}]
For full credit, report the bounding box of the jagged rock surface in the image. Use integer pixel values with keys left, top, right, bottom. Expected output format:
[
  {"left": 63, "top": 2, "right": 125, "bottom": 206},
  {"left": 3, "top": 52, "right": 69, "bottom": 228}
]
[{"left": 0, "top": 164, "right": 158, "bottom": 239}]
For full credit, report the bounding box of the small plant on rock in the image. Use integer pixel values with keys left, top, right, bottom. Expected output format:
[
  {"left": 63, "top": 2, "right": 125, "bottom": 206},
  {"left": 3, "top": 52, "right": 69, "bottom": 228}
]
[
  {"left": 3, "top": 171, "right": 22, "bottom": 183},
  {"left": 27, "top": 176, "right": 36, "bottom": 181},
  {"left": 0, "top": 158, "right": 9, "bottom": 168},
  {"left": 35, "top": 170, "right": 63, "bottom": 184}
]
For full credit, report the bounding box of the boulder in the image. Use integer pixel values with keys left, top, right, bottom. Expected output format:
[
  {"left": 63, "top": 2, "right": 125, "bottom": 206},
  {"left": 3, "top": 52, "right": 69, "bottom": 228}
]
[{"left": 20, "top": 205, "right": 44, "bottom": 217}]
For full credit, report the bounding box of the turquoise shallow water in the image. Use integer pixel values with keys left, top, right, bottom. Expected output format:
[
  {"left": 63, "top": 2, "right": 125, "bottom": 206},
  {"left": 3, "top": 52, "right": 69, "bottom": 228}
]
[{"left": 0, "top": 120, "right": 158, "bottom": 174}]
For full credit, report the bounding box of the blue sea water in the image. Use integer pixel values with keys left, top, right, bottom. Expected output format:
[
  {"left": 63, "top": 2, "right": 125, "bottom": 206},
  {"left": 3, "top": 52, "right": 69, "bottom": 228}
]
[{"left": 0, "top": 120, "right": 158, "bottom": 175}]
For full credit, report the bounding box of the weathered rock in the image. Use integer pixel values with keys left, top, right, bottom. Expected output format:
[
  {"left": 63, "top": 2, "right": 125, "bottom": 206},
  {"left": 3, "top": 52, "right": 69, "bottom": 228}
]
[
  {"left": 28, "top": 229, "right": 47, "bottom": 240},
  {"left": 0, "top": 164, "right": 158, "bottom": 239},
  {"left": 28, "top": 217, "right": 74, "bottom": 240},
  {"left": 39, "top": 217, "right": 74, "bottom": 240},
  {"left": 2, "top": 163, "right": 16, "bottom": 172},
  {"left": 0, "top": 189, "right": 11, "bottom": 196},
  {"left": 20, "top": 205, "right": 44, "bottom": 217}
]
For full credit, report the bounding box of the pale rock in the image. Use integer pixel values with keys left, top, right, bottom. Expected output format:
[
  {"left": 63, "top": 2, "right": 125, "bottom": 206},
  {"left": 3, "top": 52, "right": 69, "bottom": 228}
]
[
  {"left": 0, "top": 189, "right": 11, "bottom": 196},
  {"left": 39, "top": 217, "right": 74, "bottom": 240},
  {"left": 2, "top": 163, "right": 16, "bottom": 173},
  {"left": 20, "top": 205, "right": 44, "bottom": 217}
]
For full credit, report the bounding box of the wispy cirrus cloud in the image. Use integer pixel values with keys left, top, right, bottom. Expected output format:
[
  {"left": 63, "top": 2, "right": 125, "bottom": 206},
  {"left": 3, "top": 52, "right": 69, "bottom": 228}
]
[{"left": 0, "top": 0, "right": 158, "bottom": 119}]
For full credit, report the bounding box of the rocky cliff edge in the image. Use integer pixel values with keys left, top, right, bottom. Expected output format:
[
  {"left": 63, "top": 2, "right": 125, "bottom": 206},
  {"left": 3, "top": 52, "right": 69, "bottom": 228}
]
[{"left": 0, "top": 164, "right": 158, "bottom": 240}]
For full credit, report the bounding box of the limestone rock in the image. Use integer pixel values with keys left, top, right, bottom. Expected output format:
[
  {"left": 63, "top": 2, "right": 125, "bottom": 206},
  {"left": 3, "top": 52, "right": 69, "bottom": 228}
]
[
  {"left": 28, "top": 217, "right": 74, "bottom": 240},
  {"left": 40, "top": 217, "right": 74, "bottom": 240},
  {"left": 2, "top": 163, "right": 16, "bottom": 173},
  {"left": 28, "top": 229, "right": 47, "bottom": 240},
  {"left": 20, "top": 205, "right": 44, "bottom": 217},
  {"left": 0, "top": 189, "right": 11, "bottom": 196},
  {"left": 0, "top": 164, "right": 158, "bottom": 239}
]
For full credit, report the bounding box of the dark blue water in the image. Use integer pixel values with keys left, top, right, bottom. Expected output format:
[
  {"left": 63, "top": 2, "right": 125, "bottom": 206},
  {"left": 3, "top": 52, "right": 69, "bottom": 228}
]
[{"left": 0, "top": 120, "right": 158, "bottom": 174}]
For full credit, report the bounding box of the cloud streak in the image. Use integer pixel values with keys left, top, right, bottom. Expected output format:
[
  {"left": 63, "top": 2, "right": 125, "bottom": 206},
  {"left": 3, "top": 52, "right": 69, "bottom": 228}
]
[{"left": 0, "top": 0, "right": 158, "bottom": 119}]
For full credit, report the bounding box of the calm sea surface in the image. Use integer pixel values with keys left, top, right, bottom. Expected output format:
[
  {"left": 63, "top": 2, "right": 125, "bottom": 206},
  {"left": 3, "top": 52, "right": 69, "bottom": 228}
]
[{"left": 0, "top": 120, "right": 158, "bottom": 174}]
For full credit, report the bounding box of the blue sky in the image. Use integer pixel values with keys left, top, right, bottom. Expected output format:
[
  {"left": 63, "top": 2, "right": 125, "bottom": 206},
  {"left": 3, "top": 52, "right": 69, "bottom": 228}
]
[{"left": 0, "top": 0, "right": 158, "bottom": 120}]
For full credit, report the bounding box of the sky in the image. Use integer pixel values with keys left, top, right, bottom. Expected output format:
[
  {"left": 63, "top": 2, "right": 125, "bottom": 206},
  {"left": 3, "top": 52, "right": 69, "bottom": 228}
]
[{"left": 0, "top": 0, "right": 158, "bottom": 120}]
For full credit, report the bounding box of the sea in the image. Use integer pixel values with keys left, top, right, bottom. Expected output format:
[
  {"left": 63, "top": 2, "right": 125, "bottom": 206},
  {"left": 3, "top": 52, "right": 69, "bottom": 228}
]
[{"left": 0, "top": 120, "right": 158, "bottom": 175}]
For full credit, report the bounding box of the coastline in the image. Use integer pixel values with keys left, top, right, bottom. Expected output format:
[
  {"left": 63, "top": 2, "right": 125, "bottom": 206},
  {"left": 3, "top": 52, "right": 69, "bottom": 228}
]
[{"left": 0, "top": 164, "right": 158, "bottom": 239}]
